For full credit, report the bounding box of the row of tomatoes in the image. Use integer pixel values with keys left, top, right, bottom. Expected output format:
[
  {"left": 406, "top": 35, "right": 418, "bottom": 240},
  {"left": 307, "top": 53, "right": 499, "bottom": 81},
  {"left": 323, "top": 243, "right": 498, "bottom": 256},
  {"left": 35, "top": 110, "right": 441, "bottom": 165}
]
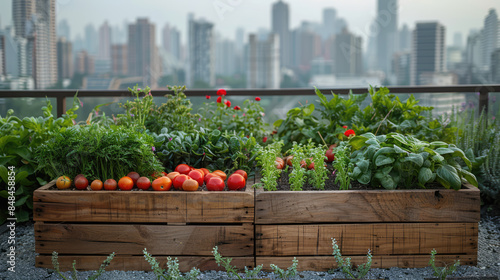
[
  {"left": 274, "top": 144, "right": 337, "bottom": 170},
  {"left": 55, "top": 164, "right": 248, "bottom": 192}
]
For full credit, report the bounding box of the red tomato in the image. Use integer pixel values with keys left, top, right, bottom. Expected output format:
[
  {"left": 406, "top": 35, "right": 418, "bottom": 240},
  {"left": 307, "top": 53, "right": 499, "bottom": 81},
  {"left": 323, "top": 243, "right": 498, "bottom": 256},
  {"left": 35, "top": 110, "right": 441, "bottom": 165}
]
[
  {"left": 173, "top": 174, "right": 189, "bottom": 190},
  {"left": 188, "top": 170, "right": 204, "bottom": 186},
  {"left": 326, "top": 149, "right": 335, "bottom": 162},
  {"left": 200, "top": 168, "right": 210, "bottom": 176},
  {"left": 127, "top": 172, "right": 140, "bottom": 185},
  {"left": 152, "top": 177, "right": 172, "bottom": 191},
  {"left": 175, "top": 164, "right": 191, "bottom": 175},
  {"left": 275, "top": 157, "right": 285, "bottom": 169},
  {"left": 300, "top": 158, "right": 314, "bottom": 169},
  {"left": 118, "top": 176, "right": 134, "bottom": 191},
  {"left": 206, "top": 177, "right": 225, "bottom": 191},
  {"left": 204, "top": 173, "right": 220, "bottom": 185},
  {"left": 285, "top": 156, "right": 293, "bottom": 166},
  {"left": 103, "top": 179, "right": 117, "bottom": 190},
  {"left": 329, "top": 144, "right": 338, "bottom": 150},
  {"left": 234, "top": 170, "right": 248, "bottom": 180},
  {"left": 74, "top": 176, "right": 88, "bottom": 190},
  {"left": 136, "top": 177, "right": 151, "bottom": 190},
  {"left": 227, "top": 174, "right": 246, "bottom": 190},
  {"left": 166, "top": 172, "right": 180, "bottom": 181}
]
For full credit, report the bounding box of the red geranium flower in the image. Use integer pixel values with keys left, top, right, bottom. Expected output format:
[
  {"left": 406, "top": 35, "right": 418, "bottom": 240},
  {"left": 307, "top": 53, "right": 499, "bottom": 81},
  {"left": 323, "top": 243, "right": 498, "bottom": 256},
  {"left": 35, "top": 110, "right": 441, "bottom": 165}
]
[
  {"left": 342, "top": 125, "right": 348, "bottom": 129},
  {"left": 224, "top": 100, "right": 231, "bottom": 107},
  {"left": 344, "top": 129, "right": 356, "bottom": 137},
  {"left": 234, "top": 106, "right": 241, "bottom": 110},
  {"left": 206, "top": 95, "right": 211, "bottom": 99},
  {"left": 217, "top": 89, "right": 227, "bottom": 96},
  {"left": 216, "top": 96, "right": 222, "bottom": 103},
  {"left": 255, "top": 97, "right": 261, "bottom": 101},
  {"left": 263, "top": 136, "right": 268, "bottom": 143}
]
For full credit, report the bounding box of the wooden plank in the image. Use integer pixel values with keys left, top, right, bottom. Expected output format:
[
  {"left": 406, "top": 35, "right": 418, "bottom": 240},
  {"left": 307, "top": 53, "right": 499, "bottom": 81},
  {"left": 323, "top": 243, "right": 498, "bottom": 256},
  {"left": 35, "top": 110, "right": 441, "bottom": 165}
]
[
  {"left": 256, "top": 255, "right": 477, "bottom": 271},
  {"left": 256, "top": 223, "right": 477, "bottom": 256},
  {"left": 34, "top": 179, "right": 255, "bottom": 223},
  {"left": 255, "top": 185, "right": 480, "bottom": 224},
  {"left": 36, "top": 255, "right": 254, "bottom": 272},
  {"left": 35, "top": 223, "right": 253, "bottom": 256}
]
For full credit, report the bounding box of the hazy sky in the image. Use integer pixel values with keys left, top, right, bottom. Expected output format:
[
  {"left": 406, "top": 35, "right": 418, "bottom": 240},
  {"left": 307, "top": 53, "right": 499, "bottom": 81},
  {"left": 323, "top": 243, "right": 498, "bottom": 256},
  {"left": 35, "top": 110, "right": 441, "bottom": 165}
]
[{"left": 1, "top": 0, "right": 499, "bottom": 46}]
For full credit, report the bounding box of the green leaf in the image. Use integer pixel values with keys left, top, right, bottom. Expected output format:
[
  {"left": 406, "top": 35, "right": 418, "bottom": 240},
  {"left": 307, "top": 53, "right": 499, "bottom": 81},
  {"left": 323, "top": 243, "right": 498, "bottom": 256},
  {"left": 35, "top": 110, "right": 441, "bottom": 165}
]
[
  {"left": 459, "top": 169, "right": 478, "bottom": 188},
  {"left": 349, "top": 136, "right": 369, "bottom": 150},
  {"left": 379, "top": 175, "right": 396, "bottom": 190},
  {"left": 430, "top": 141, "right": 449, "bottom": 148},
  {"left": 436, "top": 165, "right": 462, "bottom": 190},
  {"left": 303, "top": 104, "right": 315, "bottom": 116},
  {"left": 418, "top": 167, "right": 433, "bottom": 185},
  {"left": 375, "top": 155, "right": 394, "bottom": 166},
  {"left": 434, "top": 148, "right": 454, "bottom": 155},
  {"left": 351, "top": 166, "right": 362, "bottom": 178},
  {"left": 14, "top": 195, "right": 29, "bottom": 207},
  {"left": 449, "top": 147, "right": 472, "bottom": 170},
  {"left": 373, "top": 147, "right": 395, "bottom": 159},
  {"left": 273, "top": 119, "right": 283, "bottom": 127},
  {"left": 393, "top": 145, "right": 407, "bottom": 154},
  {"left": 0, "top": 190, "right": 8, "bottom": 198},
  {"left": 15, "top": 171, "right": 29, "bottom": 183},
  {"left": 357, "top": 159, "right": 370, "bottom": 173},
  {"left": 358, "top": 172, "right": 371, "bottom": 184},
  {"left": 401, "top": 153, "right": 424, "bottom": 167},
  {"left": 0, "top": 165, "right": 7, "bottom": 183},
  {"left": 390, "top": 134, "right": 408, "bottom": 145},
  {"left": 15, "top": 209, "right": 29, "bottom": 222}
]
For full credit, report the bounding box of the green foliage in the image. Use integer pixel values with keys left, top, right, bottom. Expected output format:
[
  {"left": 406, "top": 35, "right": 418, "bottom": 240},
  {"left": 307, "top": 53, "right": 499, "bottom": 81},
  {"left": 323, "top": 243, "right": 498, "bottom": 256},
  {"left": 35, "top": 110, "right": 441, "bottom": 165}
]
[
  {"left": 269, "top": 258, "right": 299, "bottom": 279},
  {"left": 429, "top": 249, "right": 460, "bottom": 280},
  {"left": 35, "top": 125, "right": 163, "bottom": 181},
  {"left": 0, "top": 97, "right": 79, "bottom": 223},
  {"left": 255, "top": 141, "right": 283, "bottom": 191},
  {"left": 51, "top": 251, "right": 115, "bottom": 280},
  {"left": 154, "top": 128, "right": 258, "bottom": 173},
  {"left": 143, "top": 248, "right": 200, "bottom": 280},
  {"left": 117, "top": 85, "right": 155, "bottom": 130},
  {"left": 308, "top": 142, "right": 329, "bottom": 190},
  {"left": 333, "top": 141, "right": 354, "bottom": 190},
  {"left": 331, "top": 238, "right": 372, "bottom": 279},
  {"left": 349, "top": 133, "right": 477, "bottom": 190},
  {"left": 147, "top": 85, "right": 199, "bottom": 134},
  {"left": 198, "top": 94, "right": 268, "bottom": 142},
  {"left": 289, "top": 142, "right": 308, "bottom": 191},
  {"left": 452, "top": 109, "right": 500, "bottom": 204},
  {"left": 212, "top": 246, "right": 263, "bottom": 280}
]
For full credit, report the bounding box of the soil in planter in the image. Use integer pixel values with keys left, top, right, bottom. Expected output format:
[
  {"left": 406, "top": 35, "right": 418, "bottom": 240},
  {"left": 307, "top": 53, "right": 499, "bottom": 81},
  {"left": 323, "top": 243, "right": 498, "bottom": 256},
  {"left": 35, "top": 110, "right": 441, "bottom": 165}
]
[{"left": 273, "top": 167, "right": 453, "bottom": 191}]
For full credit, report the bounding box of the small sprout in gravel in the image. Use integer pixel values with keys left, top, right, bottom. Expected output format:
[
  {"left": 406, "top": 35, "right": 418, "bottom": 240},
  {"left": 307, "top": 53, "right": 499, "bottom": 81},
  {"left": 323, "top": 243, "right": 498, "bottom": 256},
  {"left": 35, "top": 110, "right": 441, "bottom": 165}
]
[
  {"left": 429, "top": 249, "right": 460, "bottom": 280},
  {"left": 330, "top": 238, "right": 372, "bottom": 279},
  {"left": 51, "top": 251, "right": 115, "bottom": 280},
  {"left": 270, "top": 257, "right": 299, "bottom": 279},
  {"left": 143, "top": 248, "right": 199, "bottom": 280}
]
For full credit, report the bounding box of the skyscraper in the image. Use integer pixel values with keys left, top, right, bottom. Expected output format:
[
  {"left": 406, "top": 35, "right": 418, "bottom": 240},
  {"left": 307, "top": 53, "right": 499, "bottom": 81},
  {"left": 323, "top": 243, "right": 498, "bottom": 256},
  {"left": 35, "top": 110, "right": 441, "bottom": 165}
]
[
  {"left": 410, "top": 22, "right": 446, "bottom": 85},
  {"left": 481, "top": 9, "right": 499, "bottom": 70},
  {"left": 75, "top": 50, "right": 94, "bottom": 75},
  {"left": 376, "top": 0, "right": 398, "bottom": 74},
  {"left": 57, "top": 19, "right": 70, "bottom": 40},
  {"left": 128, "top": 18, "right": 159, "bottom": 88},
  {"left": 291, "top": 22, "right": 322, "bottom": 71},
  {"left": 111, "top": 44, "right": 127, "bottom": 76},
  {"left": 12, "top": 0, "right": 35, "bottom": 37},
  {"left": 215, "top": 36, "right": 236, "bottom": 76},
  {"left": 492, "top": 49, "right": 500, "bottom": 83},
  {"left": 188, "top": 16, "right": 215, "bottom": 87},
  {"left": 398, "top": 24, "right": 411, "bottom": 52},
  {"left": 84, "top": 24, "right": 98, "bottom": 55},
  {"left": 272, "top": 0, "right": 289, "bottom": 68},
  {"left": 57, "top": 37, "right": 73, "bottom": 79},
  {"left": 36, "top": 0, "right": 57, "bottom": 86},
  {"left": 162, "top": 23, "right": 181, "bottom": 60},
  {"left": 98, "top": 21, "right": 111, "bottom": 60},
  {"left": 322, "top": 8, "right": 337, "bottom": 39},
  {"left": 453, "top": 32, "right": 463, "bottom": 49},
  {"left": 247, "top": 34, "right": 280, "bottom": 88},
  {"left": 334, "top": 28, "right": 363, "bottom": 76}
]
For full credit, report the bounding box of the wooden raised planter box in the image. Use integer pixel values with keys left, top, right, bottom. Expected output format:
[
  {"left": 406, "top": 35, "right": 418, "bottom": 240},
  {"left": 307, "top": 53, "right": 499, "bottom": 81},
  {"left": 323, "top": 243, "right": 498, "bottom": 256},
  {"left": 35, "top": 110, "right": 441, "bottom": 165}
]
[
  {"left": 33, "top": 178, "right": 255, "bottom": 271},
  {"left": 255, "top": 184, "right": 480, "bottom": 271}
]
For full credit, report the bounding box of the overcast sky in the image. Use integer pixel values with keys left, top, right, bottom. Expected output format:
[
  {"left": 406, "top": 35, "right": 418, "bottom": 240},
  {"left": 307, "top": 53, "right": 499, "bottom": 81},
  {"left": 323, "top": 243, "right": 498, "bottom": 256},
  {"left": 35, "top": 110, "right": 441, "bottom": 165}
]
[{"left": 1, "top": 0, "right": 499, "bottom": 46}]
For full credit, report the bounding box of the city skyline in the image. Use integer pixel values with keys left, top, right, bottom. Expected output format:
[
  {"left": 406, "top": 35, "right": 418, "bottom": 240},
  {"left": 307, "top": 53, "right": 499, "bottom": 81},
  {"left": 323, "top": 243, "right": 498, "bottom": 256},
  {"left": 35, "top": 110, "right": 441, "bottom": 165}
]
[{"left": 1, "top": 0, "right": 500, "bottom": 48}]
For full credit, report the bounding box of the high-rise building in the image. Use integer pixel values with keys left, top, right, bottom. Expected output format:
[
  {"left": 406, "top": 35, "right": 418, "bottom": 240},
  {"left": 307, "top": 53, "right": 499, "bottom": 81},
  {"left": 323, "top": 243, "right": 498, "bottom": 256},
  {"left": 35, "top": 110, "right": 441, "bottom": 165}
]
[
  {"left": 453, "top": 32, "right": 463, "bottom": 49},
  {"left": 392, "top": 51, "right": 411, "bottom": 85},
  {"left": 12, "top": 0, "right": 35, "bottom": 37},
  {"left": 333, "top": 28, "right": 363, "bottom": 76},
  {"left": 75, "top": 50, "right": 94, "bottom": 75},
  {"left": 399, "top": 24, "right": 411, "bottom": 52},
  {"left": 57, "top": 37, "right": 73, "bottom": 79},
  {"left": 481, "top": 9, "right": 499, "bottom": 70},
  {"left": 272, "top": 0, "right": 289, "bottom": 68},
  {"left": 162, "top": 23, "right": 181, "bottom": 60},
  {"left": 98, "top": 21, "right": 111, "bottom": 60},
  {"left": 111, "top": 44, "right": 127, "bottom": 76},
  {"left": 128, "top": 18, "right": 159, "bottom": 88},
  {"left": 57, "top": 19, "right": 70, "bottom": 40},
  {"left": 247, "top": 33, "right": 280, "bottom": 88},
  {"left": 215, "top": 36, "right": 236, "bottom": 76},
  {"left": 0, "top": 27, "right": 28, "bottom": 78},
  {"left": 322, "top": 8, "right": 337, "bottom": 39},
  {"left": 291, "top": 22, "right": 322, "bottom": 71},
  {"left": 188, "top": 16, "right": 215, "bottom": 87},
  {"left": 410, "top": 22, "right": 446, "bottom": 85},
  {"left": 84, "top": 24, "right": 98, "bottom": 55},
  {"left": 492, "top": 48, "right": 500, "bottom": 83},
  {"left": 376, "top": 0, "right": 398, "bottom": 74},
  {"left": 36, "top": 0, "right": 57, "bottom": 86}
]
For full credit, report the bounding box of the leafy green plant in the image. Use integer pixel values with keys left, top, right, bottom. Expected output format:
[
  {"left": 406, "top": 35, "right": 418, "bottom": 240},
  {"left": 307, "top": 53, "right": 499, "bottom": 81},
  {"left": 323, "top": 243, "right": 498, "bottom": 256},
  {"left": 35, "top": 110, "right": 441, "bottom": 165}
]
[
  {"left": 143, "top": 248, "right": 200, "bottom": 280},
  {"left": 51, "top": 251, "right": 115, "bottom": 280},
  {"left": 308, "top": 142, "right": 329, "bottom": 190},
  {"left": 429, "top": 249, "right": 460, "bottom": 280},
  {"left": 154, "top": 128, "right": 258, "bottom": 173},
  {"left": 117, "top": 85, "right": 155, "bottom": 130},
  {"left": 333, "top": 141, "right": 354, "bottom": 190},
  {"left": 331, "top": 238, "right": 372, "bottom": 279},
  {"left": 255, "top": 141, "right": 283, "bottom": 191},
  {"left": 348, "top": 133, "right": 478, "bottom": 190},
  {"left": 0, "top": 97, "right": 79, "bottom": 223},
  {"left": 212, "top": 246, "right": 263, "bottom": 280},
  {"left": 35, "top": 125, "right": 163, "bottom": 181},
  {"left": 269, "top": 258, "right": 298, "bottom": 279},
  {"left": 289, "top": 142, "right": 308, "bottom": 191}
]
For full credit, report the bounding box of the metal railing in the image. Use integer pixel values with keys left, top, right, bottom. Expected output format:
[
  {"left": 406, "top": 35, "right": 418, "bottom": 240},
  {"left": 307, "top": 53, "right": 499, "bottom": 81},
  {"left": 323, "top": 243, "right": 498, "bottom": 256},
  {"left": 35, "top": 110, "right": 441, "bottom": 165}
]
[{"left": 1, "top": 85, "right": 499, "bottom": 117}]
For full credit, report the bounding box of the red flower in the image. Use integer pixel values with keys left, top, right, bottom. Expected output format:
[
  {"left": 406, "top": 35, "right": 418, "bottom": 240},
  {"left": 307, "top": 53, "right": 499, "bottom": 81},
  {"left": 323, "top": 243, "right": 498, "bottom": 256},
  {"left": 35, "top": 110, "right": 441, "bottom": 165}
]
[
  {"left": 234, "top": 106, "right": 241, "bottom": 110},
  {"left": 217, "top": 89, "right": 227, "bottom": 96},
  {"left": 255, "top": 97, "right": 261, "bottom": 101},
  {"left": 342, "top": 125, "right": 348, "bottom": 129},
  {"left": 344, "top": 129, "right": 356, "bottom": 137},
  {"left": 263, "top": 136, "right": 268, "bottom": 143},
  {"left": 224, "top": 100, "right": 231, "bottom": 107},
  {"left": 206, "top": 95, "right": 211, "bottom": 99},
  {"left": 217, "top": 96, "right": 222, "bottom": 103}
]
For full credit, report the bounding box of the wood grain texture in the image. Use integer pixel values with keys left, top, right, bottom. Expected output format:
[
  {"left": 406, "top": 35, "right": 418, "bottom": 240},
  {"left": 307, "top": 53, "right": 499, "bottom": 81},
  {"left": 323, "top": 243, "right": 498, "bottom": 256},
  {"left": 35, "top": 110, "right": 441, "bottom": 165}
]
[
  {"left": 256, "top": 255, "right": 477, "bottom": 271},
  {"left": 36, "top": 255, "right": 254, "bottom": 271},
  {"left": 256, "top": 223, "right": 478, "bottom": 256},
  {"left": 34, "top": 179, "right": 254, "bottom": 223},
  {"left": 35, "top": 222, "right": 253, "bottom": 256},
  {"left": 255, "top": 185, "right": 480, "bottom": 224}
]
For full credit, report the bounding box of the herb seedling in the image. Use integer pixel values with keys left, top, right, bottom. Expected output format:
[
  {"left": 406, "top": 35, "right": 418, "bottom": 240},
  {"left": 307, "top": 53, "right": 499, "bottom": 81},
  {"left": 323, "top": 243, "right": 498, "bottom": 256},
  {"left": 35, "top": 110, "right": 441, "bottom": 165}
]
[
  {"left": 330, "top": 238, "right": 372, "bottom": 279},
  {"left": 270, "top": 257, "right": 299, "bottom": 279},
  {"left": 212, "top": 246, "right": 263, "bottom": 280},
  {"left": 256, "top": 141, "right": 284, "bottom": 191},
  {"left": 52, "top": 251, "right": 115, "bottom": 280},
  {"left": 333, "top": 141, "right": 353, "bottom": 190},
  {"left": 308, "top": 142, "right": 329, "bottom": 190},
  {"left": 429, "top": 249, "right": 460, "bottom": 280},
  {"left": 289, "top": 142, "right": 307, "bottom": 191},
  {"left": 143, "top": 249, "right": 200, "bottom": 280}
]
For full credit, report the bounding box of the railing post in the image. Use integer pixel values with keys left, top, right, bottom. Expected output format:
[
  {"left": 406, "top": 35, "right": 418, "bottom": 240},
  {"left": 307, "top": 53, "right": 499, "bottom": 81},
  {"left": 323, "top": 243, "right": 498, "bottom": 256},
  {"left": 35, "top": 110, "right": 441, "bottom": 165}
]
[
  {"left": 478, "top": 89, "right": 489, "bottom": 114},
  {"left": 57, "top": 96, "right": 66, "bottom": 118}
]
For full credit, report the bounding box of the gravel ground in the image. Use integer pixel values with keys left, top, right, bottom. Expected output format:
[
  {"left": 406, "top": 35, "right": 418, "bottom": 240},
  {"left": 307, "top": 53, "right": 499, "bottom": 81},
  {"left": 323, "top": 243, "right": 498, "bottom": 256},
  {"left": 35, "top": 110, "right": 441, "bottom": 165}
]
[{"left": 1, "top": 215, "right": 499, "bottom": 280}]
